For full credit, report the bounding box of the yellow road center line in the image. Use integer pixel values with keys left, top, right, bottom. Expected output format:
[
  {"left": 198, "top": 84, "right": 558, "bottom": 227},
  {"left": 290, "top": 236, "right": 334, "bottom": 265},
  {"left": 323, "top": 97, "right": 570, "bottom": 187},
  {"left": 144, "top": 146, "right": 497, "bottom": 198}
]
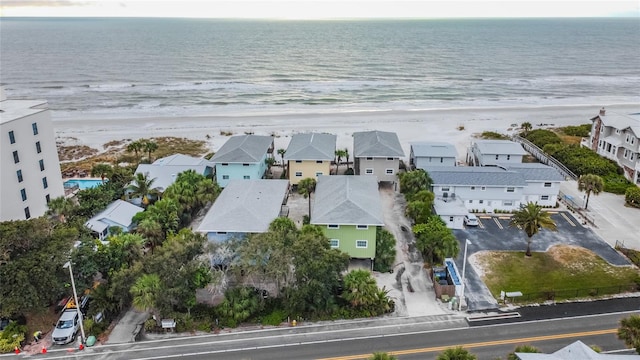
[{"left": 317, "top": 328, "right": 617, "bottom": 360}]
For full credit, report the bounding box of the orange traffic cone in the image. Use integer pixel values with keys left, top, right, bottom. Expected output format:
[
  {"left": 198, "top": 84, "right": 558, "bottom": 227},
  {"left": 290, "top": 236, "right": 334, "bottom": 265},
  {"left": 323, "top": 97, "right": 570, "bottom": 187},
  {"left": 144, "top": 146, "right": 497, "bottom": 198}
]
[
  {"left": 14, "top": 346, "right": 20, "bottom": 354},
  {"left": 41, "top": 346, "right": 47, "bottom": 354},
  {"left": 78, "top": 343, "right": 84, "bottom": 351}
]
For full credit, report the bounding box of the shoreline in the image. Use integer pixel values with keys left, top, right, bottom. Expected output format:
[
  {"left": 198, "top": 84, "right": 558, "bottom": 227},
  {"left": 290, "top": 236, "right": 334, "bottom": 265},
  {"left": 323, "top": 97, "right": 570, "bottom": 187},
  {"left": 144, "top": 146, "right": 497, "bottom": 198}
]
[{"left": 53, "top": 103, "right": 640, "bottom": 161}]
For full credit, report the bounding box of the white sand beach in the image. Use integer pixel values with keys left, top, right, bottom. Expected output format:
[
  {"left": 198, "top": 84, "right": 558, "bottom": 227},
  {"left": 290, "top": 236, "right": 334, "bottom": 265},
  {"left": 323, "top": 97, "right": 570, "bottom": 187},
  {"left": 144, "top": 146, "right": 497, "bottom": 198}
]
[{"left": 53, "top": 104, "right": 639, "bottom": 159}]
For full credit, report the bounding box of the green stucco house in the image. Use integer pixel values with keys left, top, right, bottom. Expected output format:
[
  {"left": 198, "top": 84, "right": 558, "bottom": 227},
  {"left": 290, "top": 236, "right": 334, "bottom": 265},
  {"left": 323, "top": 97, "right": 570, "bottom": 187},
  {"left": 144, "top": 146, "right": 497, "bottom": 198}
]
[{"left": 311, "top": 175, "right": 384, "bottom": 260}]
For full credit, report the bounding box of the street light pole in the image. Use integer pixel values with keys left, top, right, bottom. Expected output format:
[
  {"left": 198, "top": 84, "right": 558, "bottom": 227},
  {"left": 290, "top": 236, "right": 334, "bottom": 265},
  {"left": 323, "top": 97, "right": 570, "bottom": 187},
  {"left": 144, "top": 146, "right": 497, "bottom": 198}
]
[
  {"left": 459, "top": 239, "right": 471, "bottom": 311},
  {"left": 64, "top": 261, "right": 86, "bottom": 344}
]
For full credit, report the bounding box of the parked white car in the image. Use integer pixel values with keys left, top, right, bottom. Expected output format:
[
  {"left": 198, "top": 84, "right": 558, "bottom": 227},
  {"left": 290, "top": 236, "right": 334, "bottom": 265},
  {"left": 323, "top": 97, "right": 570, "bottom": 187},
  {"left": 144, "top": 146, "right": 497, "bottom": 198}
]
[
  {"left": 464, "top": 214, "right": 479, "bottom": 227},
  {"left": 51, "top": 309, "right": 79, "bottom": 345}
]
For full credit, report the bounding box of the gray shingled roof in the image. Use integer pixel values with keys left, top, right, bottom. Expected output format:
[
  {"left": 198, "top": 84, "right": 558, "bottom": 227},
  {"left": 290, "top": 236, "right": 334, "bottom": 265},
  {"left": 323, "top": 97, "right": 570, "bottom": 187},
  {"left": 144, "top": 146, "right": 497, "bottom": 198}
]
[
  {"left": 153, "top": 154, "right": 213, "bottom": 167},
  {"left": 473, "top": 140, "right": 528, "bottom": 155},
  {"left": 211, "top": 135, "right": 273, "bottom": 163},
  {"left": 284, "top": 133, "right": 336, "bottom": 161},
  {"left": 498, "top": 163, "right": 565, "bottom": 182},
  {"left": 411, "top": 141, "right": 458, "bottom": 158},
  {"left": 428, "top": 167, "right": 527, "bottom": 186},
  {"left": 353, "top": 130, "right": 405, "bottom": 158},
  {"left": 312, "top": 175, "right": 384, "bottom": 226},
  {"left": 516, "top": 340, "right": 638, "bottom": 360},
  {"left": 85, "top": 200, "right": 144, "bottom": 233},
  {"left": 197, "top": 179, "right": 289, "bottom": 234},
  {"left": 134, "top": 164, "right": 210, "bottom": 192},
  {"left": 592, "top": 110, "right": 640, "bottom": 137}
]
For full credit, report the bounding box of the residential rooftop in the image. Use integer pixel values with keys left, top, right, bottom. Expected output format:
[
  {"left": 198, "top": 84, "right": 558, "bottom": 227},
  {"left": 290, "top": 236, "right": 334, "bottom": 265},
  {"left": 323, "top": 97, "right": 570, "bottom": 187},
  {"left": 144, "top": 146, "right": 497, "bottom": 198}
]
[
  {"left": 85, "top": 200, "right": 144, "bottom": 234},
  {"left": 497, "top": 163, "right": 565, "bottom": 182},
  {"left": 428, "top": 166, "right": 527, "bottom": 186},
  {"left": 473, "top": 139, "right": 528, "bottom": 155},
  {"left": 353, "top": 130, "right": 405, "bottom": 158},
  {"left": 312, "top": 175, "right": 384, "bottom": 226},
  {"left": 211, "top": 135, "right": 273, "bottom": 163},
  {"left": 592, "top": 109, "right": 640, "bottom": 136},
  {"left": 411, "top": 141, "right": 458, "bottom": 158},
  {"left": 284, "top": 132, "right": 336, "bottom": 161}
]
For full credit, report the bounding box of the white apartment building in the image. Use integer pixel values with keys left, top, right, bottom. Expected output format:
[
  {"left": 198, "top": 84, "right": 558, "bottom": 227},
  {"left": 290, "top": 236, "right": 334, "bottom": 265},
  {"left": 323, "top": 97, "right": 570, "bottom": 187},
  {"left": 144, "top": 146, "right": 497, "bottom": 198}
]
[
  {"left": 1, "top": 89, "right": 64, "bottom": 221},
  {"left": 583, "top": 108, "right": 640, "bottom": 185}
]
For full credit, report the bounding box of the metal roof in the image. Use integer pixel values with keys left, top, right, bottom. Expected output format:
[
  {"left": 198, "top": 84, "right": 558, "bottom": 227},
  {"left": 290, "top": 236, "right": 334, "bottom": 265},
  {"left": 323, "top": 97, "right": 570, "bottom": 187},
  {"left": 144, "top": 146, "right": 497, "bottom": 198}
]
[
  {"left": 85, "top": 200, "right": 144, "bottom": 233},
  {"left": 410, "top": 141, "right": 458, "bottom": 158},
  {"left": 428, "top": 167, "right": 527, "bottom": 186},
  {"left": 153, "top": 154, "right": 213, "bottom": 167},
  {"left": 498, "top": 163, "right": 565, "bottom": 182},
  {"left": 197, "top": 179, "right": 289, "bottom": 234},
  {"left": 353, "top": 130, "right": 405, "bottom": 158},
  {"left": 432, "top": 197, "right": 469, "bottom": 216},
  {"left": 516, "top": 340, "right": 639, "bottom": 360},
  {"left": 134, "top": 164, "right": 210, "bottom": 192},
  {"left": 311, "top": 175, "right": 384, "bottom": 226},
  {"left": 211, "top": 135, "right": 273, "bottom": 163},
  {"left": 473, "top": 140, "right": 528, "bottom": 155},
  {"left": 284, "top": 133, "right": 336, "bottom": 160}
]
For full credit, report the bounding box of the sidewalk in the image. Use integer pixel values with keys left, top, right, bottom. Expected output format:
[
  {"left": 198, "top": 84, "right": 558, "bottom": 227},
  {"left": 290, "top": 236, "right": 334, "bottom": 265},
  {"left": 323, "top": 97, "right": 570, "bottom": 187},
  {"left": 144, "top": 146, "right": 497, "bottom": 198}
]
[
  {"left": 559, "top": 181, "right": 640, "bottom": 249},
  {"left": 105, "top": 308, "right": 149, "bottom": 344}
]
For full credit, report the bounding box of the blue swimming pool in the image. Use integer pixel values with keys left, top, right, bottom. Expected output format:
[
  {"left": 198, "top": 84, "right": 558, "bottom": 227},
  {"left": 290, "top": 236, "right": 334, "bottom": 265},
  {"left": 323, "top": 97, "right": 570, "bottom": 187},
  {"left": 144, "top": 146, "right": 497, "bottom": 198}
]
[{"left": 63, "top": 178, "right": 105, "bottom": 190}]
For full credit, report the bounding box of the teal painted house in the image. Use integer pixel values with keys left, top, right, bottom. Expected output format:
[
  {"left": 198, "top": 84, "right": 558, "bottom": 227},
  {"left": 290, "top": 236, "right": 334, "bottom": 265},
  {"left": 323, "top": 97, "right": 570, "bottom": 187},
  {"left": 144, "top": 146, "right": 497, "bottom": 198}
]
[
  {"left": 311, "top": 175, "right": 384, "bottom": 261},
  {"left": 211, "top": 135, "right": 274, "bottom": 187}
]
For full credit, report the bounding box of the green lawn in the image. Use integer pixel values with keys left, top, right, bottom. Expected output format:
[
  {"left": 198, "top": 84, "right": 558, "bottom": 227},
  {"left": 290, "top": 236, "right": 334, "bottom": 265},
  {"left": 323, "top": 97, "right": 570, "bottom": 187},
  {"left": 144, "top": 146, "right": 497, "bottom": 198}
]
[{"left": 476, "top": 245, "right": 640, "bottom": 302}]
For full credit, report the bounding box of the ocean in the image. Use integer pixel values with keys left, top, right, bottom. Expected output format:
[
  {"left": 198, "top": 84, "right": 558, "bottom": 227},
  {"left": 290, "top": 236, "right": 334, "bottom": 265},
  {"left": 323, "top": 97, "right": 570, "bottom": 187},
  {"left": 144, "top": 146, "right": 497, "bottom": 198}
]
[{"left": 1, "top": 17, "right": 639, "bottom": 120}]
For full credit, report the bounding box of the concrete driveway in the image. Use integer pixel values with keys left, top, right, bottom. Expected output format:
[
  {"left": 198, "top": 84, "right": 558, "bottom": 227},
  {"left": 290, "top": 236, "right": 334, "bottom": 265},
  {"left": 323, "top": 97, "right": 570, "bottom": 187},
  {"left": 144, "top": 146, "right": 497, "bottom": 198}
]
[{"left": 452, "top": 211, "right": 631, "bottom": 312}]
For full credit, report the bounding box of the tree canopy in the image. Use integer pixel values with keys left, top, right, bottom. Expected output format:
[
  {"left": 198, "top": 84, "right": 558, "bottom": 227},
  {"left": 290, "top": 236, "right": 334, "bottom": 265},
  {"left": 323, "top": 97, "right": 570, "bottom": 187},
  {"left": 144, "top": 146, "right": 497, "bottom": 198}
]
[
  {"left": 509, "top": 202, "right": 557, "bottom": 256},
  {"left": 413, "top": 216, "right": 459, "bottom": 265}
]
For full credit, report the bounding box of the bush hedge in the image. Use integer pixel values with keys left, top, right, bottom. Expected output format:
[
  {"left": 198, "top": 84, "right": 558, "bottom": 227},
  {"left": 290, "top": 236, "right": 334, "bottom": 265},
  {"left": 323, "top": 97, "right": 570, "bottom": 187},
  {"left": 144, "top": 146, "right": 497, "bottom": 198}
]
[{"left": 626, "top": 187, "right": 640, "bottom": 208}]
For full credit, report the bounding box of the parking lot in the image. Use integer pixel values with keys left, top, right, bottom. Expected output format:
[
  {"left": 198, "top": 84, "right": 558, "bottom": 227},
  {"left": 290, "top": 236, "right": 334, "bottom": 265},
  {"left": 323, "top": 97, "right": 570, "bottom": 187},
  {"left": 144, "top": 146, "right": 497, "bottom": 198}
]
[{"left": 451, "top": 211, "right": 631, "bottom": 312}]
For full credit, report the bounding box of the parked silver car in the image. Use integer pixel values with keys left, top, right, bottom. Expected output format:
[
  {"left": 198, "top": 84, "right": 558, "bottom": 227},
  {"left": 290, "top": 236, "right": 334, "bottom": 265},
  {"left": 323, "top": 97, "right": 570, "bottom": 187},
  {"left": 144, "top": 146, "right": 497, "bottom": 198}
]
[
  {"left": 464, "top": 213, "right": 479, "bottom": 227},
  {"left": 51, "top": 309, "right": 79, "bottom": 345}
]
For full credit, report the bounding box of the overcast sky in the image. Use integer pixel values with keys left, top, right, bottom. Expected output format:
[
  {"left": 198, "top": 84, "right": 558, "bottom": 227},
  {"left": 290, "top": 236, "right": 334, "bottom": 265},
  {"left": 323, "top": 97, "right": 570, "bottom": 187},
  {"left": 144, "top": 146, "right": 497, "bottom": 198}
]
[{"left": 1, "top": 0, "right": 638, "bottom": 19}]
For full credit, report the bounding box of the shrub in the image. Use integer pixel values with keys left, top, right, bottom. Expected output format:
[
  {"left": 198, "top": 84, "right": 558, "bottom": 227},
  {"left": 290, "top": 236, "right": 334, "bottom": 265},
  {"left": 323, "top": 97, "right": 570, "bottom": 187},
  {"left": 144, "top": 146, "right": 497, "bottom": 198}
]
[
  {"left": 525, "top": 129, "right": 562, "bottom": 148},
  {"left": 374, "top": 228, "right": 396, "bottom": 273},
  {"left": 345, "top": 168, "right": 355, "bottom": 175},
  {"left": 0, "top": 321, "right": 26, "bottom": 353},
  {"left": 559, "top": 124, "right": 591, "bottom": 137},
  {"left": 480, "top": 131, "right": 509, "bottom": 140},
  {"left": 603, "top": 174, "right": 634, "bottom": 195},
  {"left": 626, "top": 187, "right": 640, "bottom": 208},
  {"left": 261, "top": 309, "right": 287, "bottom": 326}
]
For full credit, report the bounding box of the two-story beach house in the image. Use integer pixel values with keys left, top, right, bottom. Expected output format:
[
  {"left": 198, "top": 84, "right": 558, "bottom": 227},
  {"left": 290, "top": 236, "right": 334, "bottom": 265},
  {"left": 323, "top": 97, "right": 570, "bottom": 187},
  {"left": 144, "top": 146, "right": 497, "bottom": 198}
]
[
  {"left": 311, "top": 175, "right": 384, "bottom": 264},
  {"left": 467, "top": 139, "right": 527, "bottom": 167},
  {"left": 1, "top": 88, "right": 64, "bottom": 221},
  {"left": 284, "top": 133, "right": 336, "bottom": 185},
  {"left": 409, "top": 141, "right": 458, "bottom": 170},
  {"left": 428, "top": 167, "right": 527, "bottom": 212},
  {"left": 85, "top": 200, "right": 144, "bottom": 240},
  {"left": 127, "top": 153, "right": 215, "bottom": 205},
  {"left": 197, "top": 179, "right": 290, "bottom": 242},
  {"left": 353, "top": 130, "right": 405, "bottom": 184},
  {"left": 211, "top": 135, "right": 274, "bottom": 187},
  {"left": 498, "top": 163, "right": 564, "bottom": 207},
  {"left": 584, "top": 108, "right": 640, "bottom": 185}
]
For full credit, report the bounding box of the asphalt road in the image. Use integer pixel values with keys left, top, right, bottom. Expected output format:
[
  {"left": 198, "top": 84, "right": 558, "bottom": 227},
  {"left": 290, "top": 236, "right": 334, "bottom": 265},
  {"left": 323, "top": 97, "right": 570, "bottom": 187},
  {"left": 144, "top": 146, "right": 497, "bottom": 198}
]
[
  {"left": 452, "top": 211, "right": 631, "bottom": 311},
  {"left": 24, "top": 303, "right": 640, "bottom": 360}
]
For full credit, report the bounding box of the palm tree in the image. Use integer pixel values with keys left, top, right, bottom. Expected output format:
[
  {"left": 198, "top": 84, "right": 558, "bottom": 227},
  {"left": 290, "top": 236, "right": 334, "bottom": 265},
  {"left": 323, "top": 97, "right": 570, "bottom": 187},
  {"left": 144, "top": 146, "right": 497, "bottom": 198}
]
[
  {"left": 520, "top": 122, "right": 533, "bottom": 136},
  {"left": 509, "top": 202, "right": 557, "bottom": 257},
  {"left": 618, "top": 314, "right": 640, "bottom": 354},
  {"left": 137, "top": 218, "right": 164, "bottom": 253},
  {"left": 91, "top": 163, "right": 113, "bottom": 184},
  {"left": 344, "top": 147, "right": 350, "bottom": 170},
  {"left": 577, "top": 174, "right": 604, "bottom": 210},
  {"left": 265, "top": 157, "right": 276, "bottom": 177},
  {"left": 130, "top": 273, "right": 162, "bottom": 325},
  {"left": 298, "top": 177, "right": 317, "bottom": 217},
  {"left": 508, "top": 344, "right": 540, "bottom": 360},
  {"left": 277, "top": 148, "right": 286, "bottom": 171},
  {"left": 436, "top": 347, "right": 477, "bottom": 360},
  {"left": 143, "top": 140, "right": 159, "bottom": 162},
  {"left": 128, "top": 172, "right": 159, "bottom": 206},
  {"left": 343, "top": 269, "right": 378, "bottom": 308},
  {"left": 369, "top": 352, "right": 397, "bottom": 360},
  {"left": 47, "top": 196, "right": 76, "bottom": 223},
  {"left": 127, "top": 140, "right": 144, "bottom": 162},
  {"left": 335, "top": 149, "right": 347, "bottom": 174}
]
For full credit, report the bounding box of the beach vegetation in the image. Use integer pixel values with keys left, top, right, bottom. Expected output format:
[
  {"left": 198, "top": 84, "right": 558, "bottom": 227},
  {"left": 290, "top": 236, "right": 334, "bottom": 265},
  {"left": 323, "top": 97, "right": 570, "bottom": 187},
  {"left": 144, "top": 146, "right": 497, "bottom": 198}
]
[
  {"left": 436, "top": 346, "right": 477, "bottom": 360},
  {"left": 618, "top": 314, "right": 640, "bottom": 354},
  {"left": 142, "top": 140, "right": 159, "bottom": 162},
  {"left": 479, "top": 131, "right": 510, "bottom": 140},
  {"left": 558, "top": 123, "right": 591, "bottom": 137},
  {"left": 577, "top": 174, "right": 604, "bottom": 210},
  {"left": 220, "top": 130, "right": 233, "bottom": 136},
  {"left": 523, "top": 129, "right": 562, "bottom": 148},
  {"left": 509, "top": 202, "right": 557, "bottom": 257},
  {"left": 126, "top": 140, "right": 145, "bottom": 162},
  {"left": 625, "top": 187, "right": 640, "bottom": 208},
  {"left": 413, "top": 216, "right": 459, "bottom": 266},
  {"left": 457, "top": 125, "right": 465, "bottom": 131},
  {"left": 374, "top": 228, "right": 396, "bottom": 273},
  {"left": 520, "top": 122, "right": 532, "bottom": 136}
]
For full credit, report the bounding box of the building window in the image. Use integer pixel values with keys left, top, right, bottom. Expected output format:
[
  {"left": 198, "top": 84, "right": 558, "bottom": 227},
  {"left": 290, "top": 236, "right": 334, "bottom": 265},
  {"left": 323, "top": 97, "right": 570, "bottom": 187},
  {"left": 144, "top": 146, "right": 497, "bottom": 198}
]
[
  {"left": 46, "top": 194, "right": 50, "bottom": 204},
  {"left": 36, "top": 141, "right": 42, "bottom": 153},
  {"left": 295, "top": 160, "right": 302, "bottom": 163},
  {"left": 13, "top": 151, "right": 19, "bottom": 164},
  {"left": 39, "top": 159, "right": 45, "bottom": 171},
  {"left": 222, "top": 175, "right": 229, "bottom": 180},
  {"left": 442, "top": 187, "right": 450, "bottom": 192},
  {"left": 481, "top": 186, "right": 486, "bottom": 191},
  {"left": 356, "top": 225, "right": 369, "bottom": 230},
  {"left": 544, "top": 182, "right": 552, "bottom": 187},
  {"left": 385, "top": 169, "right": 394, "bottom": 175},
  {"left": 20, "top": 188, "right": 27, "bottom": 201},
  {"left": 365, "top": 168, "right": 373, "bottom": 174},
  {"left": 16, "top": 170, "right": 23, "bottom": 182},
  {"left": 632, "top": 137, "right": 636, "bottom": 145},
  {"left": 327, "top": 224, "right": 339, "bottom": 229},
  {"left": 495, "top": 155, "right": 499, "bottom": 160},
  {"left": 387, "top": 157, "right": 394, "bottom": 161},
  {"left": 507, "top": 155, "right": 511, "bottom": 160},
  {"left": 616, "top": 129, "right": 621, "bottom": 134},
  {"left": 9, "top": 131, "right": 16, "bottom": 144},
  {"left": 632, "top": 153, "right": 636, "bottom": 161},
  {"left": 295, "top": 171, "right": 303, "bottom": 177},
  {"left": 627, "top": 134, "right": 631, "bottom": 143},
  {"left": 470, "top": 186, "right": 475, "bottom": 190},
  {"left": 32, "top": 123, "right": 39, "bottom": 135},
  {"left": 315, "top": 172, "right": 323, "bottom": 177},
  {"left": 541, "top": 195, "right": 550, "bottom": 200},
  {"left": 479, "top": 200, "right": 484, "bottom": 204},
  {"left": 504, "top": 201, "right": 513, "bottom": 206},
  {"left": 42, "top": 177, "right": 48, "bottom": 189},
  {"left": 356, "top": 240, "right": 368, "bottom": 248},
  {"left": 243, "top": 175, "right": 250, "bottom": 179},
  {"left": 506, "top": 187, "right": 515, "bottom": 192},
  {"left": 242, "top": 163, "right": 250, "bottom": 166},
  {"left": 449, "top": 216, "right": 454, "bottom": 222},
  {"left": 366, "top": 157, "right": 373, "bottom": 161},
  {"left": 316, "top": 160, "right": 323, "bottom": 164},
  {"left": 221, "top": 163, "right": 229, "bottom": 166},
  {"left": 468, "top": 200, "right": 473, "bottom": 204},
  {"left": 330, "top": 239, "right": 339, "bottom": 248},
  {"left": 24, "top": 207, "right": 31, "bottom": 219},
  {"left": 217, "top": 232, "right": 227, "bottom": 235}
]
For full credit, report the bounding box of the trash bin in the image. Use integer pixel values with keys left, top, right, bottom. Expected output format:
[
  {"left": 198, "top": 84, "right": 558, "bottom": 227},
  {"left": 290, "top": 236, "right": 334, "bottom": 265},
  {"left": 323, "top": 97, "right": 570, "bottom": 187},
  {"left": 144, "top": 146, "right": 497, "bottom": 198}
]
[{"left": 85, "top": 336, "right": 97, "bottom": 347}]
